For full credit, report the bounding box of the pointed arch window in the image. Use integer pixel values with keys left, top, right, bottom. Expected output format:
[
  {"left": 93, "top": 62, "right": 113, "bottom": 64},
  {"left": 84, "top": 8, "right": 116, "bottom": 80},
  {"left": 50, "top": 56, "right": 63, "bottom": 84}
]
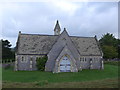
[
  {"left": 30, "top": 57, "right": 33, "bottom": 64},
  {"left": 21, "top": 56, "right": 25, "bottom": 63},
  {"left": 21, "top": 56, "right": 28, "bottom": 63}
]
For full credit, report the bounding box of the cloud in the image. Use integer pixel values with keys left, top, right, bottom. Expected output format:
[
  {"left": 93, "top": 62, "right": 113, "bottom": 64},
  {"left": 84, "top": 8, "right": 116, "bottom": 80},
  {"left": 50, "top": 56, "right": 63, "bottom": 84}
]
[
  {"left": 62, "top": 2, "right": 118, "bottom": 39},
  {"left": 51, "top": 1, "right": 79, "bottom": 16},
  {"left": 1, "top": 2, "right": 118, "bottom": 47}
]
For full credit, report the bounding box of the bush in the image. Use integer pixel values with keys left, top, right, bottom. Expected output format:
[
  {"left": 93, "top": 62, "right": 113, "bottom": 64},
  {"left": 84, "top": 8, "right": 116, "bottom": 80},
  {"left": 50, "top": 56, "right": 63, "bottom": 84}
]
[
  {"left": 104, "top": 61, "right": 119, "bottom": 66},
  {"left": 3, "top": 64, "right": 14, "bottom": 70},
  {"left": 4, "top": 64, "right": 11, "bottom": 69},
  {"left": 36, "top": 56, "right": 47, "bottom": 71}
]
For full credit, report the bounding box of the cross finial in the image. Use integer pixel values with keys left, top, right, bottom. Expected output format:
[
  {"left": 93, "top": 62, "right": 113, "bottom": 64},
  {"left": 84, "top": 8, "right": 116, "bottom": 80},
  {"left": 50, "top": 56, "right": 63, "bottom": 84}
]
[
  {"left": 64, "top": 28, "right": 66, "bottom": 31},
  {"left": 19, "top": 31, "right": 21, "bottom": 33}
]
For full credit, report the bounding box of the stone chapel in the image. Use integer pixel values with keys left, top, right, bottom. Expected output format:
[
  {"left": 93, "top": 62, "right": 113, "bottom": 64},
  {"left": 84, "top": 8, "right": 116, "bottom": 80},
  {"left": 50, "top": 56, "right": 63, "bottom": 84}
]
[{"left": 15, "top": 20, "right": 104, "bottom": 73}]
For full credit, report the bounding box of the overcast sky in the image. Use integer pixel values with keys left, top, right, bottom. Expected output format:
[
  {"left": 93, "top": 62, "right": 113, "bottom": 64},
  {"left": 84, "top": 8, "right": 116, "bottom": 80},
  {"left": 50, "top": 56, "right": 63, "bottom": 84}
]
[{"left": 1, "top": 1, "right": 118, "bottom": 47}]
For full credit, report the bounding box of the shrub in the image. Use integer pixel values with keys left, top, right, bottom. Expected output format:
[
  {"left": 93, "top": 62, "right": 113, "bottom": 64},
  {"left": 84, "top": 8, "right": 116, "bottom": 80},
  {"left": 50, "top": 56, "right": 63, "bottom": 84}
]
[
  {"left": 104, "top": 61, "right": 119, "bottom": 66},
  {"left": 4, "top": 64, "right": 11, "bottom": 69},
  {"left": 36, "top": 56, "right": 47, "bottom": 71},
  {"left": 3, "top": 64, "right": 14, "bottom": 70}
]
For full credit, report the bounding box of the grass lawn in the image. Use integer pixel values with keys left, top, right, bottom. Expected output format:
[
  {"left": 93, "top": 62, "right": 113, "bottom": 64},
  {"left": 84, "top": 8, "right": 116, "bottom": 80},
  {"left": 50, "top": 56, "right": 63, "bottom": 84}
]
[
  {"left": 3, "top": 78, "right": 118, "bottom": 88},
  {"left": 2, "top": 64, "right": 119, "bottom": 88}
]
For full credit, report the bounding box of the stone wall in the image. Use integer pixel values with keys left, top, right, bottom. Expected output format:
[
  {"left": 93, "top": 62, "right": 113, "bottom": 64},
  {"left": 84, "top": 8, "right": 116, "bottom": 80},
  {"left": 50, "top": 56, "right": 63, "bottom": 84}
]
[
  {"left": 15, "top": 54, "right": 103, "bottom": 71},
  {"left": 15, "top": 54, "right": 45, "bottom": 71},
  {"left": 79, "top": 56, "right": 103, "bottom": 69}
]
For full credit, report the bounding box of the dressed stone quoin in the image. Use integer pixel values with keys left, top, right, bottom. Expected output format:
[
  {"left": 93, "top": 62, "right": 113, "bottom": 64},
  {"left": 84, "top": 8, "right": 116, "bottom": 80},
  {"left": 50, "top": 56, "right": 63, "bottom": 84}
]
[{"left": 15, "top": 20, "right": 104, "bottom": 73}]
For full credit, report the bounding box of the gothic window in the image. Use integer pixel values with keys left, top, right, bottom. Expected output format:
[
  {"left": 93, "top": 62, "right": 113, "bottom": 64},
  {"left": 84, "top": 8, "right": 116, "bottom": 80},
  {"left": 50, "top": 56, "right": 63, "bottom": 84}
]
[
  {"left": 30, "top": 57, "right": 33, "bottom": 64},
  {"left": 90, "top": 58, "right": 92, "bottom": 63},
  {"left": 90, "top": 58, "right": 92, "bottom": 61},
  {"left": 83, "top": 57, "right": 86, "bottom": 62},
  {"left": 30, "top": 57, "right": 33, "bottom": 61},
  {"left": 30, "top": 57, "right": 33, "bottom": 69},
  {"left": 80, "top": 57, "right": 85, "bottom": 62},
  {"left": 21, "top": 56, "right": 28, "bottom": 63},
  {"left": 21, "top": 57, "right": 24, "bottom": 62},
  {"left": 80, "top": 58, "right": 81, "bottom": 61}
]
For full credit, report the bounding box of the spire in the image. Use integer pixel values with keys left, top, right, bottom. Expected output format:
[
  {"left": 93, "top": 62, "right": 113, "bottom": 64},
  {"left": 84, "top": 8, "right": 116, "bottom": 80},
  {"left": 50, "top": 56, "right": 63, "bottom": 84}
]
[
  {"left": 54, "top": 20, "right": 61, "bottom": 35},
  {"left": 56, "top": 20, "right": 59, "bottom": 24}
]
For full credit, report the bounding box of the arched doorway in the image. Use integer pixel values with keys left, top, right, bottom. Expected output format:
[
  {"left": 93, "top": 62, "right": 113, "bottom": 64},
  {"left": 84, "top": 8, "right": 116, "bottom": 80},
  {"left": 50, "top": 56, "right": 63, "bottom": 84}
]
[{"left": 59, "top": 55, "right": 71, "bottom": 72}]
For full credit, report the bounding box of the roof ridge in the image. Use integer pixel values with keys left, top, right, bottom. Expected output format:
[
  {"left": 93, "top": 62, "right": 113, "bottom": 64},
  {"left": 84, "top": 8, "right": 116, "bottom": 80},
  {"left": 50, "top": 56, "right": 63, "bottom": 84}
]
[
  {"left": 20, "top": 33, "right": 95, "bottom": 38},
  {"left": 20, "top": 33, "right": 58, "bottom": 36},
  {"left": 70, "top": 36, "right": 95, "bottom": 38}
]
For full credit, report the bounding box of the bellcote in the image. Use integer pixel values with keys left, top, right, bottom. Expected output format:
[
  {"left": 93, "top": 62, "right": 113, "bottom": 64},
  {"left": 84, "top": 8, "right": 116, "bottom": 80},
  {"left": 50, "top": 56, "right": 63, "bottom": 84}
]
[{"left": 54, "top": 20, "right": 61, "bottom": 35}]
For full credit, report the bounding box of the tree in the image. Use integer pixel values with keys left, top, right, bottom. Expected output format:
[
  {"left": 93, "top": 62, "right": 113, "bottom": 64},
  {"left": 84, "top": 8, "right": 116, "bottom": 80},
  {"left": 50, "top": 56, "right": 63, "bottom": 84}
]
[
  {"left": 99, "top": 33, "right": 119, "bottom": 59},
  {"left": 99, "top": 33, "right": 117, "bottom": 47},
  {"left": 117, "top": 39, "right": 120, "bottom": 58},
  {"left": 36, "top": 56, "right": 48, "bottom": 71},
  {"left": 102, "top": 45, "right": 118, "bottom": 59},
  {"left": 1, "top": 39, "right": 15, "bottom": 60}
]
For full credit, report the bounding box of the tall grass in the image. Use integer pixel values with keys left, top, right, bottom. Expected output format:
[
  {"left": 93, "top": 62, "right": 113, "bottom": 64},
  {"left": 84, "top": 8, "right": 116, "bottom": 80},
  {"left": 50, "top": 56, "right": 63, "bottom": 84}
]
[{"left": 2, "top": 64, "right": 118, "bottom": 83}]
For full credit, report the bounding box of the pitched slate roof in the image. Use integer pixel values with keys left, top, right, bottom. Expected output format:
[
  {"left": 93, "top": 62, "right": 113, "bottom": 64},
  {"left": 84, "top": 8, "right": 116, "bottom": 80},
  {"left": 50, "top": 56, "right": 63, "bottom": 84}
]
[
  {"left": 16, "top": 32, "right": 102, "bottom": 56},
  {"left": 45, "top": 29, "right": 80, "bottom": 71},
  {"left": 71, "top": 36, "right": 102, "bottom": 56},
  {"left": 16, "top": 34, "right": 58, "bottom": 55},
  {"left": 53, "top": 45, "right": 78, "bottom": 72}
]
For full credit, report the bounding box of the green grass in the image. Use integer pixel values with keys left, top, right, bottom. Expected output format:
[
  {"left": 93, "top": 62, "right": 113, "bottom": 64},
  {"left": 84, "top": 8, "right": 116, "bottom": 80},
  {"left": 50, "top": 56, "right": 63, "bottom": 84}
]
[
  {"left": 2, "top": 78, "right": 118, "bottom": 88},
  {"left": 2, "top": 64, "right": 118, "bottom": 83},
  {"left": 2, "top": 63, "right": 119, "bottom": 88},
  {"left": 41, "top": 78, "right": 119, "bottom": 88}
]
